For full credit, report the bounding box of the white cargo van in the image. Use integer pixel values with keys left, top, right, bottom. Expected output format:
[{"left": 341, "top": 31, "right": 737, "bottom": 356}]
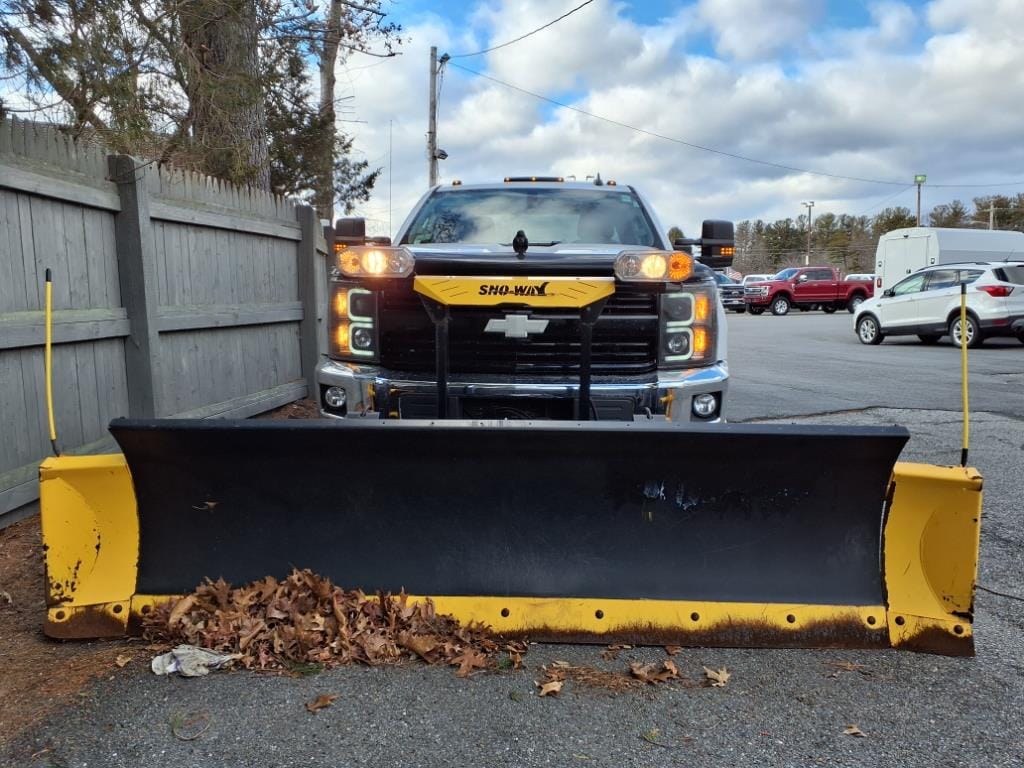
[{"left": 874, "top": 227, "right": 1024, "bottom": 290}]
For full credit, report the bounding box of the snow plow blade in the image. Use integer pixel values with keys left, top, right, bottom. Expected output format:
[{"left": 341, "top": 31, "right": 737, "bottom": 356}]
[{"left": 39, "top": 418, "right": 982, "bottom": 655}]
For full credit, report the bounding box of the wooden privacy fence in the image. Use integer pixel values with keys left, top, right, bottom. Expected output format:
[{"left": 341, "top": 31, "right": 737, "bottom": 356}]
[{"left": 0, "top": 119, "right": 330, "bottom": 518}]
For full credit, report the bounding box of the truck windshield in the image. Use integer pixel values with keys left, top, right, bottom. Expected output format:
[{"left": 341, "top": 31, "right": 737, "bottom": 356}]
[
  {"left": 773, "top": 268, "right": 799, "bottom": 280},
  {"left": 402, "top": 188, "right": 659, "bottom": 247}
]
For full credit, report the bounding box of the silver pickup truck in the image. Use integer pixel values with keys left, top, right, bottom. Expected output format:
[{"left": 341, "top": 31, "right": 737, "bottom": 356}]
[{"left": 316, "top": 177, "right": 733, "bottom": 422}]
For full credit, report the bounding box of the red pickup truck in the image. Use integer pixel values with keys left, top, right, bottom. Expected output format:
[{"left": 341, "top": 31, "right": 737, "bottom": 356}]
[{"left": 744, "top": 267, "right": 874, "bottom": 315}]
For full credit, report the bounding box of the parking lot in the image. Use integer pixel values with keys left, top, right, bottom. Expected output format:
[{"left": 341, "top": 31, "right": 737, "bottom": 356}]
[
  {"left": 726, "top": 310, "right": 1023, "bottom": 423},
  {"left": 3, "top": 311, "right": 1023, "bottom": 768}
]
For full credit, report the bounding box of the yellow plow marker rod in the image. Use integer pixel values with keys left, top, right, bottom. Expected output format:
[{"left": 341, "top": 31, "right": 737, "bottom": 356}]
[
  {"left": 45, "top": 268, "right": 59, "bottom": 453},
  {"left": 960, "top": 283, "right": 969, "bottom": 466}
]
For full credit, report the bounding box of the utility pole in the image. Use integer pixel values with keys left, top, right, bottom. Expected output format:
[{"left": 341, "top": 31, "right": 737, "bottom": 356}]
[
  {"left": 914, "top": 174, "right": 926, "bottom": 226},
  {"left": 427, "top": 46, "right": 438, "bottom": 187},
  {"left": 988, "top": 201, "right": 995, "bottom": 230},
  {"left": 801, "top": 201, "right": 814, "bottom": 265},
  {"left": 426, "top": 48, "right": 449, "bottom": 187},
  {"left": 388, "top": 119, "right": 393, "bottom": 237}
]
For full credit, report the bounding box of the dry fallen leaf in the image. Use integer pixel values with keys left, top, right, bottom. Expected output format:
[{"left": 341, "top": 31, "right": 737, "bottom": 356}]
[
  {"left": 115, "top": 654, "right": 132, "bottom": 668},
  {"left": 641, "top": 727, "right": 661, "bottom": 743},
  {"left": 703, "top": 666, "right": 731, "bottom": 687},
  {"left": 167, "top": 595, "right": 196, "bottom": 628},
  {"left": 452, "top": 649, "right": 489, "bottom": 678},
  {"left": 843, "top": 725, "right": 866, "bottom": 738},
  {"left": 664, "top": 645, "right": 682, "bottom": 656},
  {"left": 305, "top": 694, "right": 338, "bottom": 713},
  {"left": 170, "top": 712, "right": 211, "bottom": 741},
  {"left": 537, "top": 679, "right": 564, "bottom": 697},
  {"left": 398, "top": 632, "right": 440, "bottom": 661},
  {"left": 600, "top": 644, "right": 631, "bottom": 661},
  {"left": 630, "top": 660, "right": 679, "bottom": 684},
  {"left": 826, "top": 660, "right": 873, "bottom": 678}
]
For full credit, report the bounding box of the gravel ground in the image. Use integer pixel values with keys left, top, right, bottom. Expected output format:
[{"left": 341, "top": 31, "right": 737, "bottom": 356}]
[{"left": 4, "top": 408, "right": 1022, "bottom": 768}]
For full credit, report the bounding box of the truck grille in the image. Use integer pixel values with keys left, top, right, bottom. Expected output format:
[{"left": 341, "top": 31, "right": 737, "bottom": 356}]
[{"left": 378, "top": 285, "right": 659, "bottom": 375}]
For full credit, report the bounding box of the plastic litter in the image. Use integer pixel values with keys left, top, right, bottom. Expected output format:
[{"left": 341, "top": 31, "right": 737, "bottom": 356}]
[{"left": 151, "top": 644, "right": 242, "bottom": 677}]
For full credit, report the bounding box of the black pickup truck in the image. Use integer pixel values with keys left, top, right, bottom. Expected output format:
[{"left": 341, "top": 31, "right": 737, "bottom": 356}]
[{"left": 317, "top": 178, "right": 734, "bottom": 422}]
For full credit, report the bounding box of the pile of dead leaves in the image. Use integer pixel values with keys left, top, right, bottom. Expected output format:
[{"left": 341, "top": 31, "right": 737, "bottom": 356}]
[{"left": 143, "top": 569, "right": 525, "bottom": 676}]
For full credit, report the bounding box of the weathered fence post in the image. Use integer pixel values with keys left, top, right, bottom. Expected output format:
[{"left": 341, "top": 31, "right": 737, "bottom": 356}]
[
  {"left": 296, "top": 204, "right": 321, "bottom": 402},
  {"left": 108, "top": 154, "right": 160, "bottom": 417}
]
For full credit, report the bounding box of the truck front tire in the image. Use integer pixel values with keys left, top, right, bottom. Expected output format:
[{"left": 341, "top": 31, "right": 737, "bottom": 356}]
[{"left": 771, "top": 296, "right": 791, "bottom": 316}]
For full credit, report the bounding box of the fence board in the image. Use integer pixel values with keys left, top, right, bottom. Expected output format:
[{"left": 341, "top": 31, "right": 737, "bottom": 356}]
[{"left": 2, "top": 121, "right": 321, "bottom": 519}]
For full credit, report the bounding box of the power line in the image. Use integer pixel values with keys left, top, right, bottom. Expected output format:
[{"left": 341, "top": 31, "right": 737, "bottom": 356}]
[
  {"left": 854, "top": 184, "right": 915, "bottom": 216},
  {"left": 451, "top": 62, "right": 905, "bottom": 185},
  {"left": 449, "top": 62, "right": 1024, "bottom": 190},
  {"left": 450, "top": 0, "right": 596, "bottom": 59}
]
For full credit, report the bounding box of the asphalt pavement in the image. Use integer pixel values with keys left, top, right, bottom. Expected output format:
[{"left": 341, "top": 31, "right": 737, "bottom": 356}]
[
  {"left": 4, "top": 311, "right": 1023, "bottom": 768},
  {"left": 725, "top": 310, "right": 1023, "bottom": 422}
]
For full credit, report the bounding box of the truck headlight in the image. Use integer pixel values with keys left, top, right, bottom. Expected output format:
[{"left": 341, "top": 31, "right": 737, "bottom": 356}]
[
  {"left": 659, "top": 285, "right": 716, "bottom": 368},
  {"left": 330, "top": 283, "right": 378, "bottom": 361}
]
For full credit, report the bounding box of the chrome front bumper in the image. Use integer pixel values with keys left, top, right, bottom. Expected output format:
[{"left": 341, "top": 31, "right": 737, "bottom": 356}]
[{"left": 316, "top": 359, "right": 729, "bottom": 423}]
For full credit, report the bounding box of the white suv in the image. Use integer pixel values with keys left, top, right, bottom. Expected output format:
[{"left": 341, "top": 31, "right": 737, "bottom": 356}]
[{"left": 853, "top": 261, "right": 1024, "bottom": 348}]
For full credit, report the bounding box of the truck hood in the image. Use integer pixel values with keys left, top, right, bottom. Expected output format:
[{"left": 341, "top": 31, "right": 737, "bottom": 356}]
[{"left": 408, "top": 243, "right": 635, "bottom": 276}]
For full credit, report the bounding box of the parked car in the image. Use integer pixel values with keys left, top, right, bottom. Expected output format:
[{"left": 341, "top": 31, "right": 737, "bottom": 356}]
[
  {"left": 714, "top": 271, "right": 746, "bottom": 313},
  {"left": 874, "top": 227, "right": 1024, "bottom": 291},
  {"left": 853, "top": 261, "right": 1024, "bottom": 347},
  {"left": 744, "top": 267, "right": 874, "bottom": 315},
  {"left": 742, "top": 274, "right": 771, "bottom": 285}
]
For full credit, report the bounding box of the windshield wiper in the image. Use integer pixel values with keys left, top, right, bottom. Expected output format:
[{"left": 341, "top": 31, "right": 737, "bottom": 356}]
[{"left": 501, "top": 240, "right": 561, "bottom": 247}]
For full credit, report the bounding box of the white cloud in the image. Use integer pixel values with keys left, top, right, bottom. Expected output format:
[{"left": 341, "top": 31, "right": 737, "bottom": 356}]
[
  {"left": 696, "top": 0, "right": 821, "bottom": 61},
  {"left": 338, "top": 0, "right": 1024, "bottom": 238}
]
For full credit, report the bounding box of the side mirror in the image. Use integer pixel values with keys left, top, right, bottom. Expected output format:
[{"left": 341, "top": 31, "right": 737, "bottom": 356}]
[
  {"left": 672, "top": 239, "right": 694, "bottom": 255},
  {"left": 797, "top": 274, "right": 809, "bottom": 283},
  {"left": 883, "top": 289, "right": 894, "bottom": 298},
  {"left": 693, "top": 219, "right": 735, "bottom": 268},
  {"left": 334, "top": 217, "right": 367, "bottom": 246}
]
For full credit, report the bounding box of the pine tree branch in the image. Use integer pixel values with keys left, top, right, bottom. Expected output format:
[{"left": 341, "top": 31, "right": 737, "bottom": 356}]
[{"left": 1, "top": 25, "right": 110, "bottom": 130}]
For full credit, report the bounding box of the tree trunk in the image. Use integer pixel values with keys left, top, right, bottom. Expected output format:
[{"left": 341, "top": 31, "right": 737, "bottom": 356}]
[
  {"left": 180, "top": 0, "right": 270, "bottom": 190},
  {"left": 314, "top": 0, "right": 343, "bottom": 222}
]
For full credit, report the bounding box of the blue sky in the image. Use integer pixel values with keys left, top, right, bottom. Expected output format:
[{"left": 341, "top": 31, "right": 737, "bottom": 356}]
[{"left": 339, "top": 1, "right": 1024, "bottom": 236}]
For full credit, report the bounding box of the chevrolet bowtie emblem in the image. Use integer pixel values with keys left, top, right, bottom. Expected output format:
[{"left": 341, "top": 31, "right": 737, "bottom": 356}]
[{"left": 484, "top": 315, "right": 549, "bottom": 339}]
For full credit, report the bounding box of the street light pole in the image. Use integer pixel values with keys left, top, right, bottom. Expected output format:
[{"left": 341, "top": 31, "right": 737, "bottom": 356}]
[
  {"left": 914, "top": 174, "right": 927, "bottom": 226},
  {"left": 801, "top": 201, "right": 814, "bottom": 265}
]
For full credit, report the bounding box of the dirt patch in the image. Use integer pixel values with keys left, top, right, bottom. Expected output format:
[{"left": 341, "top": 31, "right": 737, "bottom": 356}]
[
  {"left": 256, "top": 398, "right": 323, "bottom": 420},
  {"left": 0, "top": 516, "right": 133, "bottom": 745}
]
